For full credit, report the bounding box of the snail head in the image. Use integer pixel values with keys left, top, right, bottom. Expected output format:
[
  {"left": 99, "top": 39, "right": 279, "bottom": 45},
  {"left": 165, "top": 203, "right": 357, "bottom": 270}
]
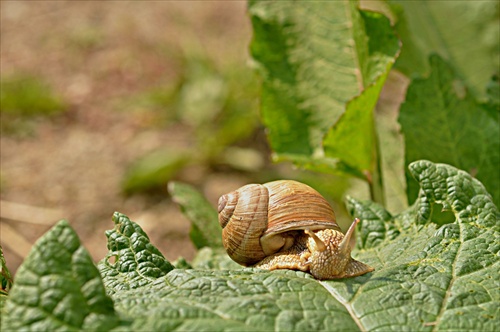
[{"left": 305, "top": 218, "right": 374, "bottom": 280}]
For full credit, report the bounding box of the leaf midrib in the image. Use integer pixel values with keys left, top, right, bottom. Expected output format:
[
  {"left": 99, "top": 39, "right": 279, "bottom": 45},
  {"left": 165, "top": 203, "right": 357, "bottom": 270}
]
[
  {"left": 431, "top": 221, "right": 462, "bottom": 331},
  {"left": 344, "top": 0, "right": 364, "bottom": 92},
  {"left": 320, "top": 281, "right": 366, "bottom": 332}
]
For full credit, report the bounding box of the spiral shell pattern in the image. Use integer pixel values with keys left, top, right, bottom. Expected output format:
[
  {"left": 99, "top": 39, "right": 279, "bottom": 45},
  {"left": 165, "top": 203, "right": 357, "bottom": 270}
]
[
  {"left": 218, "top": 184, "right": 269, "bottom": 265},
  {"left": 264, "top": 180, "right": 339, "bottom": 234},
  {"left": 218, "top": 180, "right": 340, "bottom": 267}
]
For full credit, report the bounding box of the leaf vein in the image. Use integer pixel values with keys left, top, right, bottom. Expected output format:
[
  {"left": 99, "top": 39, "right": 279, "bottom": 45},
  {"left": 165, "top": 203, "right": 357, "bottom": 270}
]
[{"left": 431, "top": 222, "right": 463, "bottom": 331}]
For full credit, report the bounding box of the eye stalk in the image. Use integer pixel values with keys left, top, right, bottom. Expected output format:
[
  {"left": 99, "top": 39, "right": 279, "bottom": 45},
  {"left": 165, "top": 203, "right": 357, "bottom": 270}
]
[
  {"left": 339, "top": 218, "right": 360, "bottom": 254},
  {"left": 305, "top": 218, "right": 360, "bottom": 254},
  {"left": 304, "top": 218, "right": 373, "bottom": 280}
]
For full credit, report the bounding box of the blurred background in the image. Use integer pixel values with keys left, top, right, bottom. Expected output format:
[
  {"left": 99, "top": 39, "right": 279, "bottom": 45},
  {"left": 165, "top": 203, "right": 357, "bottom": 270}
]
[{"left": 1, "top": 1, "right": 406, "bottom": 275}]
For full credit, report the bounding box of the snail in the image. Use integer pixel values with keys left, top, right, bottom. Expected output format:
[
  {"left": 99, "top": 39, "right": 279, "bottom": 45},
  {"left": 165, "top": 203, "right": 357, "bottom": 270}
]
[{"left": 218, "top": 180, "right": 374, "bottom": 280}]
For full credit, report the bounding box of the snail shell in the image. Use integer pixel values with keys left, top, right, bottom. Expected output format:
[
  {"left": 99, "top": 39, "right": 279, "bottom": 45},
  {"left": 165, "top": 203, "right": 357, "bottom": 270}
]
[
  {"left": 218, "top": 180, "right": 340, "bottom": 266},
  {"left": 218, "top": 180, "right": 374, "bottom": 279}
]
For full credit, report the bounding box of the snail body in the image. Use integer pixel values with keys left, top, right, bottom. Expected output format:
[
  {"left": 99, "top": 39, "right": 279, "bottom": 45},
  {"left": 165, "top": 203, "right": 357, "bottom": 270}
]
[{"left": 218, "top": 180, "right": 374, "bottom": 280}]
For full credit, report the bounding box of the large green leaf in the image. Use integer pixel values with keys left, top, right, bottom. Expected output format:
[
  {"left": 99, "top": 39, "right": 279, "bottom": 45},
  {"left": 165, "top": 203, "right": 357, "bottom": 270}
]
[
  {"left": 390, "top": 0, "right": 499, "bottom": 99},
  {"left": 399, "top": 55, "right": 500, "bottom": 207},
  {"left": 110, "top": 161, "right": 498, "bottom": 331},
  {"left": 323, "top": 10, "right": 399, "bottom": 176},
  {"left": 3, "top": 161, "right": 498, "bottom": 331},
  {"left": 249, "top": 0, "right": 400, "bottom": 179},
  {"left": 1, "top": 221, "right": 120, "bottom": 331}
]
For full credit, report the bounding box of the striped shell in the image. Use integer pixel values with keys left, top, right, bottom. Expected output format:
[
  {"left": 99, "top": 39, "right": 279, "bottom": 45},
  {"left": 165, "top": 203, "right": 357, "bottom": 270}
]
[{"left": 217, "top": 180, "right": 340, "bottom": 266}]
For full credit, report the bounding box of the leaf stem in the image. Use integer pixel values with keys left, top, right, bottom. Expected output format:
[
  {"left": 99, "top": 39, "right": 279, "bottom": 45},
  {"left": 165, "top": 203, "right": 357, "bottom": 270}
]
[{"left": 370, "top": 121, "right": 385, "bottom": 206}]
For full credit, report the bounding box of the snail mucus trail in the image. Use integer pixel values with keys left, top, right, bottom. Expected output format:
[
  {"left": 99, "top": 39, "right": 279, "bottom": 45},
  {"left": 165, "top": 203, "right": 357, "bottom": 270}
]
[{"left": 217, "top": 180, "right": 374, "bottom": 280}]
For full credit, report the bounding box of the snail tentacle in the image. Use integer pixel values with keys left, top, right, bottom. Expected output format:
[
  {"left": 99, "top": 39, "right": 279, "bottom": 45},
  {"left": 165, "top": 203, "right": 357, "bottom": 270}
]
[{"left": 304, "top": 229, "right": 326, "bottom": 252}]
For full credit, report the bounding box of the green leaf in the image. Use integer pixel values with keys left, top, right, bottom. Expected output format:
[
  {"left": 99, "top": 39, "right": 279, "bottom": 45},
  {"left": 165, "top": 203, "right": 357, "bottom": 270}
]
[
  {"left": 484, "top": 74, "right": 500, "bottom": 120},
  {"left": 344, "top": 196, "right": 399, "bottom": 250},
  {"left": 0, "top": 74, "right": 68, "bottom": 135},
  {"left": 342, "top": 160, "right": 499, "bottom": 331},
  {"left": 5, "top": 162, "right": 498, "bottom": 331},
  {"left": 106, "top": 161, "right": 498, "bottom": 331},
  {"left": 399, "top": 55, "right": 500, "bottom": 207},
  {"left": 190, "top": 247, "right": 240, "bottom": 271},
  {"left": 168, "top": 181, "right": 222, "bottom": 249},
  {"left": 171, "top": 257, "right": 193, "bottom": 270},
  {"left": 98, "top": 212, "right": 174, "bottom": 295},
  {"left": 121, "top": 148, "right": 191, "bottom": 195},
  {"left": 111, "top": 269, "right": 362, "bottom": 332},
  {"left": 176, "top": 54, "right": 228, "bottom": 129},
  {"left": 0, "top": 74, "right": 67, "bottom": 117},
  {"left": 249, "top": 0, "right": 400, "bottom": 179},
  {"left": 1, "top": 220, "right": 120, "bottom": 331},
  {"left": 272, "top": 153, "right": 367, "bottom": 180},
  {"left": 323, "top": 9, "right": 400, "bottom": 176},
  {"left": 390, "top": 0, "right": 499, "bottom": 99}
]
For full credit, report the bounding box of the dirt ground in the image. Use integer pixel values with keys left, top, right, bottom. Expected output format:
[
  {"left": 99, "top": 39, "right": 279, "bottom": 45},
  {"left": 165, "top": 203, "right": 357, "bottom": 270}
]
[{"left": 1, "top": 1, "right": 258, "bottom": 275}]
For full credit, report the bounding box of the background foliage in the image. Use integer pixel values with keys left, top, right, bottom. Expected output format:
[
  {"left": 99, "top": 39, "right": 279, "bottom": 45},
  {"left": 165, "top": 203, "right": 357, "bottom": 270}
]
[{"left": 249, "top": 0, "right": 499, "bottom": 208}]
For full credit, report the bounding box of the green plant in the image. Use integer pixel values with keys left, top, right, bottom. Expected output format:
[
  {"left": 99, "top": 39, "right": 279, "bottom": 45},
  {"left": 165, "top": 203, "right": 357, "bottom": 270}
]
[
  {"left": 1, "top": 161, "right": 498, "bottom": 331},
  {"left": 0, "top": 74, "right": 67, "bottom": 134},
  {"left": 250, "top": 0, "right": 400, "bottom": 206},
  {"left": 248, "top": 0, "right": 499, "bottom": 208},
  {"left": 399, "top": 56, "right": 499, "bottom": 207}
]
